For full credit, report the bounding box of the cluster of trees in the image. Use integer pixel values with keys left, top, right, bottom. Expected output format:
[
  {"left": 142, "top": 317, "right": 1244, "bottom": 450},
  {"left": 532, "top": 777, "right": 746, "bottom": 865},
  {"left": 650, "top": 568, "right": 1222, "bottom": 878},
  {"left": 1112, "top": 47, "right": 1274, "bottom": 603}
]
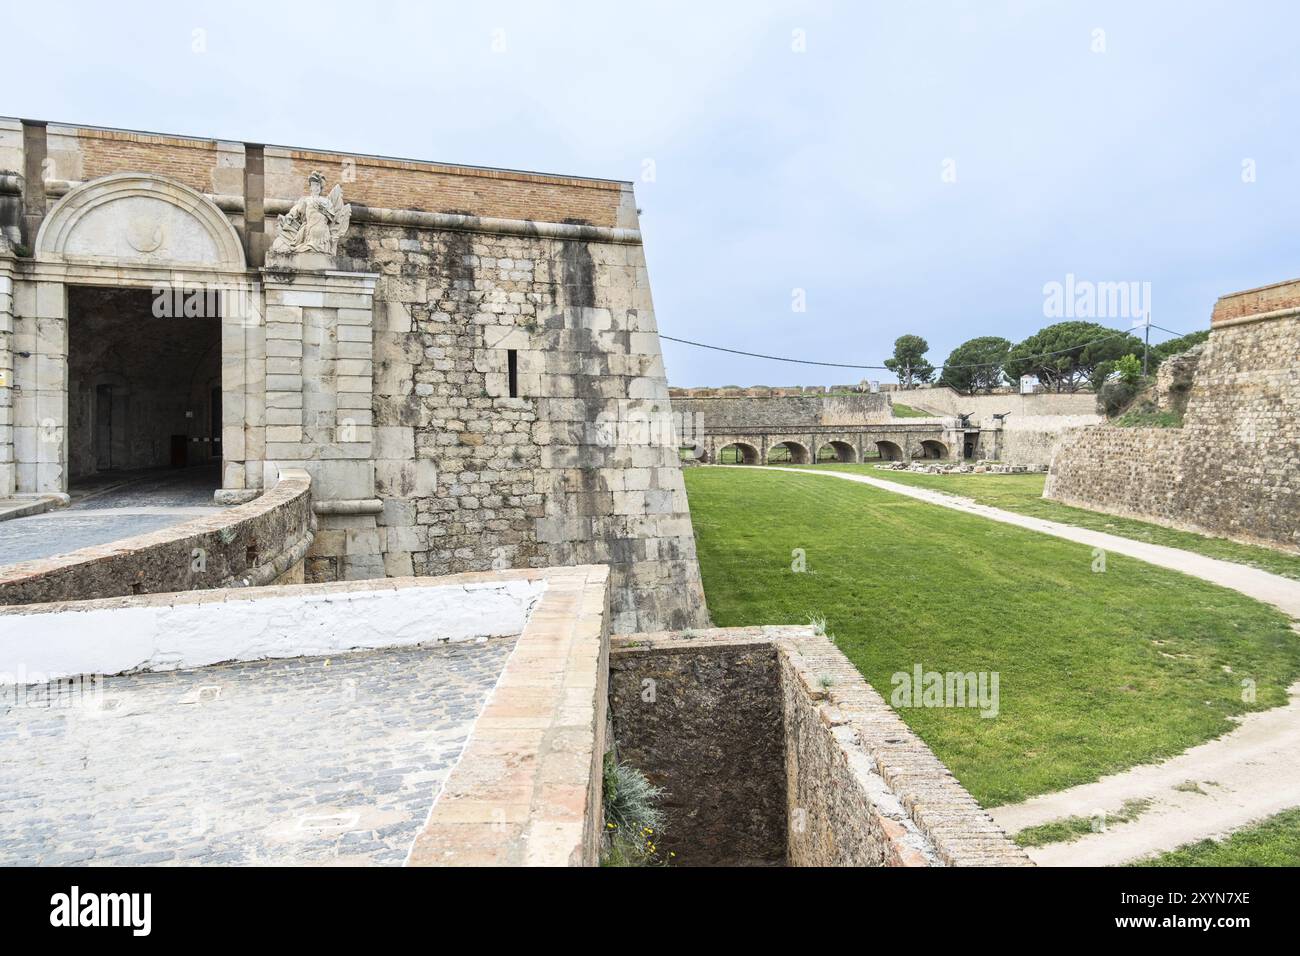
[{"left": 882, "top": 323, "right": 1209, "bottom": 394}]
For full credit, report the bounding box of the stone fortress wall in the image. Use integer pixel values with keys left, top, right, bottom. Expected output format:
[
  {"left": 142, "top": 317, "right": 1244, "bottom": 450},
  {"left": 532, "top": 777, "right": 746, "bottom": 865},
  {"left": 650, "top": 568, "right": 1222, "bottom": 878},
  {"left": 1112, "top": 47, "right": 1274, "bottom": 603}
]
[
  {"left": 895, "top": 386, "right": 1102, "bottom": 467},
  {"left": 668, "top": 384, "right": 1098, "bottom": 466},
  {"left": 0, "top": 118, "right": 707, "bottom": 633},
  {"left": 892, "top": 384, "right": 1099, "bottom": 419},
  {"left": 1046, "top": 281, "right": 1300, "bottom": 551},
  {"left": 669, "top": 389, "right": 892, "bottom": 430}
]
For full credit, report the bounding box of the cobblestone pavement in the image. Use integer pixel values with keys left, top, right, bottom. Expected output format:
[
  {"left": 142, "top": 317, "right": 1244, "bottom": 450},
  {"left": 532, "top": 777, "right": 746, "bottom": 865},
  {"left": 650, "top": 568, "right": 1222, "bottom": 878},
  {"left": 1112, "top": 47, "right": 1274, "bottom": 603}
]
[
  {"left": 0, "top": 465, "right": 227, "bottom": 567},
  {"left": 67, "top": 465, "right": 224, "bottom": 511},
  {"left": 0, "top": 638, "right": 516, "bottom": 866}
]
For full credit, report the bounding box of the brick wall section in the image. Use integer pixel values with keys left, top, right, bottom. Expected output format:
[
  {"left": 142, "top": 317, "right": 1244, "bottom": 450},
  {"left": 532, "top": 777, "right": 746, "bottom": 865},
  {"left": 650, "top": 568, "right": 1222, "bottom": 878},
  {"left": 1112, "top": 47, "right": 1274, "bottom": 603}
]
[
  {"left": 26, "top": 122, "right": 627, "bottom": 228},
  {"left": 72, "top": 129, "right": 241, "bottom": 198},
  {"left": 611, "top": 628, "right": 1029, "bottom": 867},
  {"left": 0, "top": 260, "right": 13, "bottom": 495},
  {"left": 272, "top": 150, "right": 624, "bottom": 226},
  {"left": 1211, "top": 277, "right": 1300, "bottom": 324},
  {"left": 896, "top": 386, "right": 1100, "bottom": 421},
  {"left": 670, "top": 385, "right": 878, "bottom": 397},
  {"left": 993, "top": 422, "right": 1095, "bottom": 467},
  {"left": 0, "top": 468, "right": 314, "bottom": 605},
  {"left": 1046, "top": 313, "right": 1300, "bottom": 550}
]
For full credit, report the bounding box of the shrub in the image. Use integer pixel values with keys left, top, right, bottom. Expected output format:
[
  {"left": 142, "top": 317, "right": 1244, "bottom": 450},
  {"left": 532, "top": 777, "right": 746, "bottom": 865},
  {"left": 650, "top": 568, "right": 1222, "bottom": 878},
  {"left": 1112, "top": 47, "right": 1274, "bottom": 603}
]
[
  {"left": 1097, "top": 355, "right": 1150, "bottom": 418},
  {"left": 1098, "top": 377, "right": 1141, "bottom": 417},
  {"left": 1115, "top": 353, "right": 1144, "bottom": 387},
  {"left": 601, "top": 753, "right": 667, "bottom": 866}
]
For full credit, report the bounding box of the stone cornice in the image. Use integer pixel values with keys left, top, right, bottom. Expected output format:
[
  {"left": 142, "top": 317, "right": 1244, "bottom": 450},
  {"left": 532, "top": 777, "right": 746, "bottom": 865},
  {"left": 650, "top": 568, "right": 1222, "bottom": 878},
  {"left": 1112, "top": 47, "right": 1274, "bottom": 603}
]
[{"left": 1210, "top": 306, "right": 1300, "bottom": 330}]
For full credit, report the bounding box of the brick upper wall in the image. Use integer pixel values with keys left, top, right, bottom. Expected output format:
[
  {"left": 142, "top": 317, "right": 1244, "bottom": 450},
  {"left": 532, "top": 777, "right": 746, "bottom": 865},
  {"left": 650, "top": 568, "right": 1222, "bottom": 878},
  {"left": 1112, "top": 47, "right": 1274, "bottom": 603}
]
[
  {"left": 26, "top": 121, "right": 630, "bottom": 227},
  {"left": 73, "top": 129, "right": 239, "bottom": 198},
  {"left": 1211, "top": 277, "right": 1300, "bottom": 325},
  {"left": 271, "top": 150, "right": 625, "bottom": 226}
]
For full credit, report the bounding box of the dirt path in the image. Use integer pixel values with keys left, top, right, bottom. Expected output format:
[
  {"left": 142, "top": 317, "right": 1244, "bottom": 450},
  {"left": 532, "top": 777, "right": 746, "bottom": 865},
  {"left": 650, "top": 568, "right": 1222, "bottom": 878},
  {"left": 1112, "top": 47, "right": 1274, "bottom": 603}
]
[
  {"left": 989, "top": 679, "right": 1300, "bottom": 865},
  {"left": 772, "top": 466, "right": 1300, "bottom": 864}
]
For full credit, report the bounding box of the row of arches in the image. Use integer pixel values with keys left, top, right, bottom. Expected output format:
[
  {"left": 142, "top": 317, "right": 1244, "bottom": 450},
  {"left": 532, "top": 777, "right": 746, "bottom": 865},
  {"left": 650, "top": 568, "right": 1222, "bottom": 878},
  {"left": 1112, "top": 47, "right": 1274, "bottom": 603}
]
[{"left": 701, "top": 438, "right": 949, "bottom": 465}]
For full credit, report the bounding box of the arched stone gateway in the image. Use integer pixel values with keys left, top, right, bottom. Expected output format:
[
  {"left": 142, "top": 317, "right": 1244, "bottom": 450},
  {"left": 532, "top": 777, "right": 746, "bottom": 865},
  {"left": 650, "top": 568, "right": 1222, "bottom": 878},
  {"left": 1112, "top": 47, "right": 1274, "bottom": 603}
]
[
  {"left": 766, "top": 440, "right": 811, "bottom": 465},
  {"left": 13, "top": 174, "right": 258, "bottom": 499},
  {"left": 718, "top": 442, "right": 760, "bottom": 465},
  {"left": 920, "top": 439, "right": 948, "bottom": 460},
  {"left": 876, "top": 440, "right": 904, "bottom": 461},
  {"left": 817, "top": 440, "right": 857, "bottom": 463},
  {"left": 10, "top": 171, "right": 379, "bottom": 505},
  {"left": 36, "top": 173, "right": 247, "bottom": 268}
]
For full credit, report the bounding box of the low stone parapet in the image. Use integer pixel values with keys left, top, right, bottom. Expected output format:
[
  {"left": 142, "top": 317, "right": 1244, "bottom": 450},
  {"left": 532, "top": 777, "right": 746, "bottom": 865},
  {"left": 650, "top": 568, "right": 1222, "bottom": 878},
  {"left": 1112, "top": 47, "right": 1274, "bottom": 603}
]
[
  {"left": 408, "top": 565, "right": 611, "bottom": 866},
  {"left": 0, "top": 468, "right": 315, "bottom": 605},
  {"left": 609, "top": 627, "right": 1030, "bottom": 867}
]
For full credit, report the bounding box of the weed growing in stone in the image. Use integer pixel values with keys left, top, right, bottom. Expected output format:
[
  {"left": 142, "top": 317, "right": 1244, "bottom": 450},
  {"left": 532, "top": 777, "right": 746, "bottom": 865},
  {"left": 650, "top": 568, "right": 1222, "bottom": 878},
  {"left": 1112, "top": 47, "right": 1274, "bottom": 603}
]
[{"left": 600, "top": 752, "right": 668, "bottom": 866}]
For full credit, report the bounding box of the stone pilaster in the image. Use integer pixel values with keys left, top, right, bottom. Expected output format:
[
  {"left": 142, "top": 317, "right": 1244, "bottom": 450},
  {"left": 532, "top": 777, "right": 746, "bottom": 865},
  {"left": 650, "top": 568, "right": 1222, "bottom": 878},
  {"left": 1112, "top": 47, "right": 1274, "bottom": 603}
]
[
  {"left": 217, "top": 279, "right": 265, "bottom": 501},
  {"left": 0, "top": 254, "right": 14, "bottom": 496},
  {"left": 260, "top": 267, "right": 380, "bottom": 581},
  {"left": 10, "top": 279, "right": 67, "bottom": 493}
]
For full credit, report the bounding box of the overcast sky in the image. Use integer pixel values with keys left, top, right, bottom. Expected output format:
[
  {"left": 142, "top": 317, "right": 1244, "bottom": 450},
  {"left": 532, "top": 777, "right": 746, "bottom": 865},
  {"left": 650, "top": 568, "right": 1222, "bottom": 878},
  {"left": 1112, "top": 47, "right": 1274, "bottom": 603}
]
[{"left": 8, "top": 0, "right": 1299, "bottom": 386}]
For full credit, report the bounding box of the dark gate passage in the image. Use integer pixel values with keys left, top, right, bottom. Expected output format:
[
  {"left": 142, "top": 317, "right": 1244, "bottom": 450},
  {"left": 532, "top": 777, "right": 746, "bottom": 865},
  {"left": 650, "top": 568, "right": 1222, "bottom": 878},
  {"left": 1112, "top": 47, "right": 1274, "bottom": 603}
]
[{"left": 66, "top": 285, "right": 222, "bottom": 487}]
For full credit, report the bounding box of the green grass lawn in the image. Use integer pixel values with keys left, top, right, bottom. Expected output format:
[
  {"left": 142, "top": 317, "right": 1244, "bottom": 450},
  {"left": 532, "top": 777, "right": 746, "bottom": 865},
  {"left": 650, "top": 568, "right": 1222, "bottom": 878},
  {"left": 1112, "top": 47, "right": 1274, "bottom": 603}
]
[
  {"left": 684, "top": 467, "right": 1300, "bottom": 807},
  {"left": 801, "top": 464, "right": 1300, "bottom": 582},
  {"left": 889, "top": 402, "right": 932, "bottom": 418},
  {"left": 1135, "top": 808, "right": 1300, "bottom": 866}
]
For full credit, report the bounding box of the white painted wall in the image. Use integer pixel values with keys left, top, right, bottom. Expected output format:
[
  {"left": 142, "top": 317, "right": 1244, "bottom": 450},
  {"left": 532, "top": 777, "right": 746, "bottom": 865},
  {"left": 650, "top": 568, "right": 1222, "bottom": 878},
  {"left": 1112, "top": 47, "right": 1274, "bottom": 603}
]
[{"left": 0, "top": 579, "right": 545, "bottom": 684}]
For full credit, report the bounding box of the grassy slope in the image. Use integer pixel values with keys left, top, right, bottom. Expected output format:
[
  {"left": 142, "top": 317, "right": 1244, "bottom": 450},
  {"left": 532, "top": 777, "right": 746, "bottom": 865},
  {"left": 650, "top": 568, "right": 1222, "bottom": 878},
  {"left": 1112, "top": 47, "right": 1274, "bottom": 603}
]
[
  {"left": 1135, "top": 808, "right": 1300, "bottom": 866},
  {"left": 804, "top": 464, "right": 1300, "bottom": 582},
  {"left": 684, "top": 467, "right": 1300, "bottom": 807},
  {"left": 889, "top": 403, "right": 932, "bottom": 418}
]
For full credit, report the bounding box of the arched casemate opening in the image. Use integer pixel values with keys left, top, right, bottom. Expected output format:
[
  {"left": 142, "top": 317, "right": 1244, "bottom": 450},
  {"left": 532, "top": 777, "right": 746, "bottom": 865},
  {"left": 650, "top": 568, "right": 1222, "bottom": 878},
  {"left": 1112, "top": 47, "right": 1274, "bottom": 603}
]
[
  {"left": 876, "top": 440, "right": 905, "bottom": 461},
  {"left": 718, "top": 442, "right": 760, "bottom": 465},
  {"left": 766, "top": 441, "right": 811, "bottom": 465},
  {"left": 920, "top": 439, "right": 948, "bottom": 460},
  {"left": 816, "top": 440, "right": 857, "bottom": 463}
]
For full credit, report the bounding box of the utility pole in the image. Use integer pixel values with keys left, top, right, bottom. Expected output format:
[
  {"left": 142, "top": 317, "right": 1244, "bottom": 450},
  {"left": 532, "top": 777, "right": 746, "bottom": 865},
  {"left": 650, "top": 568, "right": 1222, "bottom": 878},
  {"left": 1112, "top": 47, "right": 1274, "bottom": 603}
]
[{"left": 1140, "top": 309, "right": 1151, "bottom": 377}]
